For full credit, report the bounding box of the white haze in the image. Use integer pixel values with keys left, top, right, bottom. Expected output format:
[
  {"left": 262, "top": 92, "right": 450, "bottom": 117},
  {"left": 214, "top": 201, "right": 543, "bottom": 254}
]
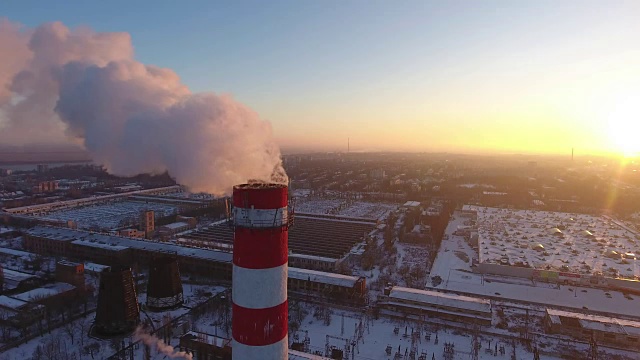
[
  {"left": 134, "top": 327, "right": 193, "bottom": 360},
  {"left": 0, "top": 19, "right": 287, "bottom": 195}
]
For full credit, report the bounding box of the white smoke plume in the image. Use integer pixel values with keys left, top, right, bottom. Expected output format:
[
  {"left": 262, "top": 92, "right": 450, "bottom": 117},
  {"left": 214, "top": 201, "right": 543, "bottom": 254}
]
[
  {"left": 0, "top": 19, "right": 287, "bottom": 195},
  {"left": 134, "top": 327, "right": 193, "bottom": 360}
]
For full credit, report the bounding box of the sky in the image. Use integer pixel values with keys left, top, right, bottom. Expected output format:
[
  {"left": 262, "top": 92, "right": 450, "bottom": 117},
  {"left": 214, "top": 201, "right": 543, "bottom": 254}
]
[{"left": 1, "top": 0, "right": 639, "bottom": 156}]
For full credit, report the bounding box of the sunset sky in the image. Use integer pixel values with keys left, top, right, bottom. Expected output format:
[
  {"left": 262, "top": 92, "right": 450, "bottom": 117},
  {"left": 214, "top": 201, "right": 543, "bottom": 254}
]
[{"left": 1, "top": 0, "right": 639, "bottom": 155}]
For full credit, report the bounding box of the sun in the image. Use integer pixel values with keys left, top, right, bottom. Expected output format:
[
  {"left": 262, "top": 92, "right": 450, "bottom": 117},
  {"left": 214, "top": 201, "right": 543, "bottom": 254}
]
[{"left": 607, "top": 95, "right": 640, "bottom": 157}]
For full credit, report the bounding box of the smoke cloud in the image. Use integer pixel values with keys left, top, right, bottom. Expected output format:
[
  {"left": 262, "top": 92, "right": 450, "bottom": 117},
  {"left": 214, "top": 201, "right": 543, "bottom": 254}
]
[
  {"left": 134, "top": 327, "right": 193, "bottom": 360},
  {"left": 0, "top": 19, "right": 286, "bottom": 194}
]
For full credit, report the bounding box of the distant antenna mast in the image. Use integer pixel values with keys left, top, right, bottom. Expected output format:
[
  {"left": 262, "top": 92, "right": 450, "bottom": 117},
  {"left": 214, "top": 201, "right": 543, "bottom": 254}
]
[{"left": 348, "top": 138, "right": 350, "bottom": 153}]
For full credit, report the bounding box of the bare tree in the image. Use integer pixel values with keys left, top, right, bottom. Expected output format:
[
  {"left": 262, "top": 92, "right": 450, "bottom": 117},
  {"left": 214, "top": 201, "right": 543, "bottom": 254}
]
[
  {"left": 82, "top": 342, "right": 101, "bottom": 360},
  {"left": 31, "top": 345, "right": 44, "bottom": 360},
  {"left": 77, "top": 317, "right": 90, "bottom": 353},
  {"left": 62, "top": 320, "right": 78, "bottom": 345}
]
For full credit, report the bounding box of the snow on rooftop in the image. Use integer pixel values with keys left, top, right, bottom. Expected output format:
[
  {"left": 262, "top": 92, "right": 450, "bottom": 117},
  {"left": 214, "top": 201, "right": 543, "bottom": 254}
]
[
  {"left": 84, "top": 262, "right": 111, "bottom": 273},
  {"left": 162, "top": 221, "right": 190, "bottom": 229},
  {"left": 293, "top": 197, "right": 397, "bottom": 220},
  {"left": 289, "top": 253, "right": 337, "bottom": 263},
  {"left": 39, "top": 199, "right": 178, "bottom": 231},
  {"left": 288, "top": 267, "right": 359, "bottom": 288},
  {"left": 546, "top": 308, "right": 640, "bottom": 336},
  {"left": 72, "top": 239, "right": 129, "bottom": 251},
  {"left": 0, "top": 227, "right": 16, "bottom": 234},
  {"left": 27, "top": 226, "right": 233, "bottom": 263},
  {"left": 0, "top": 247, "right": 36, "bottom": 258},
  {"left": 3, "top": 269, "right": 38, "bottom": 283},
  {"left": 389, "top": 286, "right": 492, "bottom": 314},
  {"left": 403, "top": 201, "right": 420, "bottom": 208},
  {"left": 13, "top": 282, "right": 75, "bottom": 302},
  {"left": 465, "top": 206, "right": 640, "bottom": 279},
  {"left": 0, "top": 295, "right": 29, "bottom": 310}
]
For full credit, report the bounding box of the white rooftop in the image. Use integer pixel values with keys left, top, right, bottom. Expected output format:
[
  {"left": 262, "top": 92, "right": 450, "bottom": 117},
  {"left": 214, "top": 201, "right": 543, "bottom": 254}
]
[
  {"left": 389, "top": 286, "right": 492, "bottom": 314},
  {"left": 0, "top": 295, "right": 29, "bottom": 310},
  {"left": 288, "top": 267, "right": 360, "bottom": 288},
  {"left": 84, "top": 262, "right": 111, "bottom": 273},
  {"left": 0, "top": 247, "right": 36, "bottom": 258},
  {"left": 162, "top": 221, "right": 190, "bottom": 230},
  {"left": 13, "top": 282, "right": 75, "bottom": 302},
  {"left": 464, "top": 206, "right": 640, "bottom": 280},
  {"left": 72, "top": 239, "right": 129, "bottom": 251},
  {"left": 547, "top": 308, "right": 640, "bottom": 336},
  {"left": 403, "top": 201, "right": 421, "bottom": 208}
]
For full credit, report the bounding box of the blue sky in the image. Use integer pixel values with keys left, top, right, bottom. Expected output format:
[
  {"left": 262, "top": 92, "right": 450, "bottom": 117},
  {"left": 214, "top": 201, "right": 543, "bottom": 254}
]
[{"left": 2, "top": 1, "right": 639, "bottom": 154}]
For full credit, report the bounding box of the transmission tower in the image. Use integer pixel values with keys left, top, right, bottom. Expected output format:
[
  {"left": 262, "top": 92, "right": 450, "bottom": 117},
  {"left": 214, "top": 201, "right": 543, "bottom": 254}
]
[{"left": 589, "top": 334, "right": 598, "bottom": 360}]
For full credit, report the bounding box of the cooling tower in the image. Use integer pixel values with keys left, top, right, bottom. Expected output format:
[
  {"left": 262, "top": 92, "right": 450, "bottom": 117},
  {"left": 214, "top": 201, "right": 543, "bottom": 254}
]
[
  {"left": 232, "top": 183, "right": 290, "bottom": 360},
  {"left": 146, "top": 255, "right": 184, "bottom": 310},
  {"left": 94, "top": 266, "right": 140, "bottom": 335}
]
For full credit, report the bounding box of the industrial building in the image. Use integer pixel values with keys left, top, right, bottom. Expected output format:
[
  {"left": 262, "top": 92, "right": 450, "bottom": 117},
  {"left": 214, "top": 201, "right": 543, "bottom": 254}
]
[
  {"left": 463, "top": 205, "right": 640, "bottom": 293},
  {"left": 545, "top": 308, "right": 640, "bottom": 350},
  {"left": 23, "top": 226, "right": 367, "bottom": 304},
  {"left": 288, "top": 268, "right": 366, "bottom": 304},
  {"left": 379, "top": 286, "right": 492, "bottom": 326},
  {"left": 3, "top": 185, "right": 181, "bottom": 215},
  {"left": 2, "top": 269, "right": 41, "bottom": 292},
  {"left": 180, "top": 213, "right": 375, "bottom": 262},
  {"left": 0, "top": 295, "right": 45, "bottom": 328}
]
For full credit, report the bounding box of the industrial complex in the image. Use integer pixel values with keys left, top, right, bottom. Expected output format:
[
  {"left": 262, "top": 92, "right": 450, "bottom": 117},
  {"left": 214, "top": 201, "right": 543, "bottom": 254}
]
[{"left": 2, "top": 154, "right": 640, "bottom": 360}]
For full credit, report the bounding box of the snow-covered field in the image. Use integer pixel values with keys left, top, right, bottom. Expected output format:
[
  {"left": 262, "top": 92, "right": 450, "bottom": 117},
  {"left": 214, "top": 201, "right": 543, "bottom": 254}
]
[{"left": 0, "top": 283, "right": 225, "bottom": 360}]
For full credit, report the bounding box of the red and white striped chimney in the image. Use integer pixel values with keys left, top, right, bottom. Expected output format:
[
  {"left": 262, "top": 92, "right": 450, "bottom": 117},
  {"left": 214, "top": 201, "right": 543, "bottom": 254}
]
[{"left": 232, "top": 183, "right": 289, "bottom": 360}]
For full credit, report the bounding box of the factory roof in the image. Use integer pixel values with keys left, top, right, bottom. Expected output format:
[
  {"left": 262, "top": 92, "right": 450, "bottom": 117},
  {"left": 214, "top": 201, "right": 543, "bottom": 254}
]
[
  {"left": 403, "top": 201, "right": 421, "bottom": 208},
  {"left": 161, "top": 221, "right": 190, "bottom": 230},
  {"left": 546, "top": 308, "right": 640, "bottom": 336},
  {"left": 3, "top": 269, "right": 38, "bottom": 284},
  {"left": 72, "top": 239, "right": 130, "bottom": 251},
  {"left": 463, "top": 205, "right": 640, "bottom": 280},
  {"left": 289, "top": 253, "right": 337, "bottom": 263},
  {"left": 388, "top": 286, "right": 492, "bottom": 314},
  {"left": 0, "top": 295, "right": 29, "bottom": 310},
  {"left": 84, "top": 262, "right": 111, "bottom": 273},
  {"left": 288, "top": 267, "right": 360, "bottom": 288},
  {"left": 0, "top": 247, "right": 36, "bottom": 258},
  {"left": 27, "top": 226, "right": 233, "bottom": 263},
  {"left": 13, "top": 282, "right": 75, "bottom": 302}
]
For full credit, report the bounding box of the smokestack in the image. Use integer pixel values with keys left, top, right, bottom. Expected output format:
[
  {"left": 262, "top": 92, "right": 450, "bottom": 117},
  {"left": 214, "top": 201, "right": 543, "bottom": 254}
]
[{"left": 232, "top": 183, "right": 289, "bottom": 360}]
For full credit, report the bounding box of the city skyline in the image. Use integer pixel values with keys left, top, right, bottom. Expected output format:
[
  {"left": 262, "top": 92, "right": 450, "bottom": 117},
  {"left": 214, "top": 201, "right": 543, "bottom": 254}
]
[{"left": 1, "top": 1, "right": 639, "bottom": 156}]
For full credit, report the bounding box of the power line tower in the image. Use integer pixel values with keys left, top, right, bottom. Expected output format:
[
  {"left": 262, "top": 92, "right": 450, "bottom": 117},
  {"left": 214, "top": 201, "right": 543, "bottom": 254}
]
[
  {"left": 470, "top": 324, "right": 479, "bottom": 360},
  {"left": 589, "top": 334, "right": 598, "bottom": 360}
]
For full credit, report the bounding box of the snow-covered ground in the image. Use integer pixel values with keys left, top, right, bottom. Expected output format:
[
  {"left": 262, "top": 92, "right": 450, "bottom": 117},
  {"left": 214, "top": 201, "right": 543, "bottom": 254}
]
[
  {"left": 0, "top": 284, "right": 225, "bottom": 360},
  {"left": 429, "top": 211, "right": 640, "bottom": 319}
]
